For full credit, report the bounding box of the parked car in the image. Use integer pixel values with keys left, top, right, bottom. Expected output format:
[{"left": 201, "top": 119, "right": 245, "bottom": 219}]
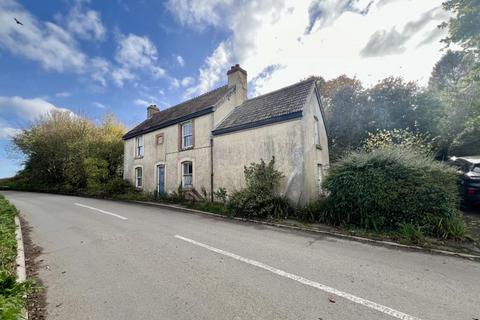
[{"left": 449, "top": 156, "right": 480, "bottom": 209}]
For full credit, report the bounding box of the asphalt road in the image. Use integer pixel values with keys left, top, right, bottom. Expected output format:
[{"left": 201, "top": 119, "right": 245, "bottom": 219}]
[{"left": 2, "top": 191, "right": 479, "bottom": 320}]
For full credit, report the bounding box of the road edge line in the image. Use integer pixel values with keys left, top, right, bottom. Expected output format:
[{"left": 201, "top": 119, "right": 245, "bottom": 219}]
[
  {"left": 135, "top": 200, "right": 480, "bottom": 261},
  {"left": 15, "top": 215, "right": 29, "bottom": 320}
]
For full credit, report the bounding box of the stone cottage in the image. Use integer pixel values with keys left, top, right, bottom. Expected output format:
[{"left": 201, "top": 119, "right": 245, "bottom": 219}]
[{"left": 122, "top": 65, "right": 329, "bottom": 205}]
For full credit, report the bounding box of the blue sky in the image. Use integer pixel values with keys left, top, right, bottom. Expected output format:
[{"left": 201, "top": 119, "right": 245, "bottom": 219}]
[{"left": 0, "top": 0, "right": 449, "bottom": 177}]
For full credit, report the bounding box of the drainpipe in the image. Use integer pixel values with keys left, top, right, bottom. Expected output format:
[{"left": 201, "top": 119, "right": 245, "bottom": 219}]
[{"left": 210, "top": 137, "right": 214, "bottom": 202}]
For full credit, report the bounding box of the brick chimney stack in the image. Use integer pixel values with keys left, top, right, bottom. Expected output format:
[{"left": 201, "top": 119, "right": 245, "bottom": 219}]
[{"left": 147, "top": 104, "right": 159, "bottom": 119}]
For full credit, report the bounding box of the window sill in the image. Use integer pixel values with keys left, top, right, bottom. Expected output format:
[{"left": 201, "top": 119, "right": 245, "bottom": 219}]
[
  {"left": 180, "top": 146, "right": 194, "bottom": 151},
  {"left": 315, "top": 144, "right": 322, "bottom": 150},
  {"left": 134, "top": 156, "right": 144, "bottom": 159}
]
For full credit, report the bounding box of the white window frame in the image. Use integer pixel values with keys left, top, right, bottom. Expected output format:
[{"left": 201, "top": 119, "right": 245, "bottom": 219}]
[
  {"left": 135, "top": 135, "right": 144, "bottom": 157},
  {"left": 181, "top": 121, "right": 193, "bottom": 149},
  {"left": 181, "top": 161, "right": 193, "bottom": 188},
  {"left": 135, "top": 166, "right": 143, "bottom": 188}
]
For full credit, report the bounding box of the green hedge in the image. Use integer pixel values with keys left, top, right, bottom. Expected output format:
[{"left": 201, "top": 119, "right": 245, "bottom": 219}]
[
  {"left": 322, "top": 147, "right": 464, "bottom": 238},
  {"left": 0, "top": 195, "right": 31, "bottom": 320}
]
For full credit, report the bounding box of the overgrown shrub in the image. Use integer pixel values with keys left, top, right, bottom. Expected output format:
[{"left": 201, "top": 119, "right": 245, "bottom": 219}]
[
  {"left": 214, "top": 188, "right": 228, "bottom": 204},
  {"left": 296, "top": 197, "right": 331, "bottom": 222},
  {"left": 227, "top": 157, "right": 292, "bottom": 219},
  {"left": 322, "top": 147, "right": 464, "bottom": 239},
  {"left": 397, "top": 223, "right": 425, "bottom": 245}
]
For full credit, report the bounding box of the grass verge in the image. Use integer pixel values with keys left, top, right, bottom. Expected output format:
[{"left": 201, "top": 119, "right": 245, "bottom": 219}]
[{"left": 0, "top": 195, "right": 34, "bottom": 320}]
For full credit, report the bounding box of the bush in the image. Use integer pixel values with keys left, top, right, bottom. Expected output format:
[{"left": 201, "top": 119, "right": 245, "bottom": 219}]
[
  {"left": 214, "top": 188, "right": 228, "bottom": 204},
  {"left": 296, "top": 197, "right": 331, "bottom": 222},
  {"left": 227, "top": 157, "right": 292, "bottom": 219},
  {"left": 397, "top": 223, "right": 425, "bottom": 245},
  {"left": 322, "top": 147, "right": 464, "bottom": 238}
]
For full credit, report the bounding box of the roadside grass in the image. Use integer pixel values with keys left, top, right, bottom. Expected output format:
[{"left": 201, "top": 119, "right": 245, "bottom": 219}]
[{"left": 0, "top": 195, "right": 34, "bottom": 320}]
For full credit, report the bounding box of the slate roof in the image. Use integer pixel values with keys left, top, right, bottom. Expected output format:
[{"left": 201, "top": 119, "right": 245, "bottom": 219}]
[
  {"left": 212, "top": 79, "right": 316, "bottom": 135},
  {"left": 123, "top": 85, "right": 228, "bottom": 140}
]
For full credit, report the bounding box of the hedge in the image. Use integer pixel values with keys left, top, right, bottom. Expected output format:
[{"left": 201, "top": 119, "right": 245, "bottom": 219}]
[{"left": 322, "top": 147, "right": 464, "bottom": 238}]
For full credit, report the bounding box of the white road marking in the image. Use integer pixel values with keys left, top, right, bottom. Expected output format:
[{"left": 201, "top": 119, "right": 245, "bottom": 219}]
[
  {"left": 174, "top": 235, "right": 422, "bottom": 320},
  {"left": 74, "top": 203, "right": 128, "bottom": 220}
]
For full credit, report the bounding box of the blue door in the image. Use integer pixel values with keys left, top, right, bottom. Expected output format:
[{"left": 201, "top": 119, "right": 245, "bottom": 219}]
[{"left": 157, "top": 165, "right": 165, "bottom": 194}]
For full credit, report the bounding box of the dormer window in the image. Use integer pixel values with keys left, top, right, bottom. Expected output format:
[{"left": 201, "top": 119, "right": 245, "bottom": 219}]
[
  {"left": 135, "top": 135, "right": 144, "bottom": 157},
  {"left": 181, "top": 121, "right": 193, "bottom": 149}
]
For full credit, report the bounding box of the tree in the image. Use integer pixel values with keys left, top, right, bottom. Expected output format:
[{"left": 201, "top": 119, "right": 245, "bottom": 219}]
[
  {"left": 11, "top": 110, "right": 126, "bottom": 192},
  {"left": 450, "top": 115, "right": 480, "bottom": 155},
  {"left": 363, "top": 129, "right": 433, "bottom": 155},
  {"left": 428, "top": 50, "right": 472, "bottom": 92},
  {"left": 365, "top": 77, "right": 419, "bottom": 132},
  {"left": 424, "top": 50, "right": 480, "bottom": 158},
  {"left": 321, "top": 75, "right": 424, "bottom": 160},
  {"left": 328, "top": 82, "right": 366, "bottom": 159},
  {"left": 441, "top": 0, "right": 480, "bottom": 82}
]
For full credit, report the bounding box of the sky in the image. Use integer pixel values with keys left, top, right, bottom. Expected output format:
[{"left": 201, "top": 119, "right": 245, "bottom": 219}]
[{"left": 0, "top": 0, "right": 449, "bottom": 178}]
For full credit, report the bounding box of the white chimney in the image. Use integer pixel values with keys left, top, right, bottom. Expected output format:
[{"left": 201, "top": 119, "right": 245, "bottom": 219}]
[{"left": 227, "top": 64, "right": 247, "bottom": 103}]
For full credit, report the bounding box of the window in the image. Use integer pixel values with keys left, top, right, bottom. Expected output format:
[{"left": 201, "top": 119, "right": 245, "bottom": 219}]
[
  {"left": 182, "top": 161, "right": 193, "bottom": 187},
  {"left": 135, "top": 167, "right": 143, "bottom": 188},
  {"left": 135, "top": 135, "right": 144, "bottom": 157},
  {"left": 156, "top": 133, "right": 164, "bottom": 145},
  {"left": 181, "top": 121, "right": 193, "bottom": 149}
]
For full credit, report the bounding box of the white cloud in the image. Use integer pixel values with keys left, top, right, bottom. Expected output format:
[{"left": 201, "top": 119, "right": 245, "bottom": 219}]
[
  {"left": 112, "top": 33, "right": 167, "bottom": 86},
  {"left": 111, "top": 67, "right": 134, "bottom": 87},
  {"left": 166, "top": 0, "right": 235, "bottom": 30},
  {"left": 0, "top": 0, "right": 112, "bottom": 86},
  {"left": 170, "top": 0, "right": 450, "bottom": 96},
  {"left": 0, "top": 96, "right": 73, "bottom": 127},
  {"left": 181, "top": 76, "right": 194, "bottom": 87},
  {"left": 134, "top": 99, "right": 150, "bottom": 106},
  {"left": 184, "top": 41, "right": 231, "bottom": 97},
  {"left": 0, "top": 126, "right": 21, "bottom": 139},
  {"left": 0, "top": 0, "right": 86, "bottom": 72},
  {"left": 177, "top": 55, "right": 185, "bottom": 67},
  {"left": 90, "top": 57, "right": 110, "bottom": 86},
  {"left": 62, "top": 0, "right": 106, "bottom": 41},
  {"left": 92, "top": 102, "right": 107, "bottom": 109},
  {"left": 115, "top": 33, "right": 158, "bottom": 68},
  {"left": 55, "top": 91, "right": 71, "bottom": 98}
]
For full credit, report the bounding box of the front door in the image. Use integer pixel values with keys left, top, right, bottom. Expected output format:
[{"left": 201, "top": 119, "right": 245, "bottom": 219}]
[{"left": 157, "top": 165, "right": 165, "bottom": 195}]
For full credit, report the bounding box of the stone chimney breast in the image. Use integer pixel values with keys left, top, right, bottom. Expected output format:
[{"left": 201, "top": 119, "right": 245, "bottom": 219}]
[{"left": 147, "top": 104, "right": 159, "bottom": 119}]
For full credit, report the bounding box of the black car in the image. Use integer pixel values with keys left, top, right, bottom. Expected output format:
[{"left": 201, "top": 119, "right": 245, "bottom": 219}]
[{"left": 450, "top": 156, "right": 480, "bottom": 209}]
